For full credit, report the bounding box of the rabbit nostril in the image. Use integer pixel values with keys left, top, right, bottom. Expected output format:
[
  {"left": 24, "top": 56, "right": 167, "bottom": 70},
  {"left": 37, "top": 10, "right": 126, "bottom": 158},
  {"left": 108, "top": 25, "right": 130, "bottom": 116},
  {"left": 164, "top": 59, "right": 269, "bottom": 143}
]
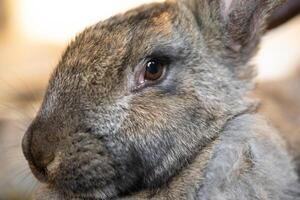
[
  {"left": 22, "top": 126, "right": 58, "bottom": 182},
  {"left": 22, "top": 130, "right": 48, "bottom": 182},
  {"left": 41, "top": 152, "right": 55, "bottom": 168},
  {"left": 34, "top": 151, "right": 55, "bottom": 168},
  {"left": 27, "top": 148, "right": 56, "bottom": 182}
]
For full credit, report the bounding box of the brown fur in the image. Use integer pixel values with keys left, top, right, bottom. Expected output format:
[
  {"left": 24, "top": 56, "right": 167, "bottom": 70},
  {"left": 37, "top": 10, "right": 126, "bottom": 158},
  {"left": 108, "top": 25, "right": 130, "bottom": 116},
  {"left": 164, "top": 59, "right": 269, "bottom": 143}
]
[{"left": 21, "top": 0, "right": 299, "bottom": 199}]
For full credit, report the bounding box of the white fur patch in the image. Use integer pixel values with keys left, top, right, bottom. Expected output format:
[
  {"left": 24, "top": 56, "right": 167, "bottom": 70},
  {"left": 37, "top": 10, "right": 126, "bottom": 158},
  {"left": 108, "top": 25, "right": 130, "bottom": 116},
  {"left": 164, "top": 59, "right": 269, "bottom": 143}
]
[{"left": 221, "top": 0, "right": 234, "bottom": 19}]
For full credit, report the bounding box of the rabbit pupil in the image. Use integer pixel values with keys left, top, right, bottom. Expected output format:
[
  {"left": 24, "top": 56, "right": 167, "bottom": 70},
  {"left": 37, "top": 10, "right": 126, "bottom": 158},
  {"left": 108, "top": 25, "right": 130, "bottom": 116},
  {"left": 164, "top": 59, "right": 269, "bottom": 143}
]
[
  {"left": 146, "top": 61, "right": 159, "bottom": 73},
  {"left": 145, "top": 60, "right": 164, "bottom": 80}
]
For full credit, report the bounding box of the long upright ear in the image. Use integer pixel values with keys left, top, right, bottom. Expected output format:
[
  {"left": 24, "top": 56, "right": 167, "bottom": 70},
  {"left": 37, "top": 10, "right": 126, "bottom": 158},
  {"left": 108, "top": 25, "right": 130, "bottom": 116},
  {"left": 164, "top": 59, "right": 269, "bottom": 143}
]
[{"left": 180, "top": 0, "right": 285, "bottom": 79}]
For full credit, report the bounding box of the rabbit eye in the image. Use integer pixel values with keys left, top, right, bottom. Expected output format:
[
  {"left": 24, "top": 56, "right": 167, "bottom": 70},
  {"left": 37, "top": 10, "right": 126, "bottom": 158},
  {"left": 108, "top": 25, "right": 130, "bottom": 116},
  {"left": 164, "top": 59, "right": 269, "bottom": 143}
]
[
  {"left": 134, "top": 58, "right": 168, "bottom": 91},
  {"left": 144, "top": 59, "right": 165, "bottom": 81}
]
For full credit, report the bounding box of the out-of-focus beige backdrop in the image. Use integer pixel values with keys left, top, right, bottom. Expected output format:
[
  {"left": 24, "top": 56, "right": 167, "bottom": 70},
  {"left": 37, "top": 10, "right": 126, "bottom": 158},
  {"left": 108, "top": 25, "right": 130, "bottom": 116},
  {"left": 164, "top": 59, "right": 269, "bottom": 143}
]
[{"left": 0, "top": 0, "right": 299, "bottom": 199}]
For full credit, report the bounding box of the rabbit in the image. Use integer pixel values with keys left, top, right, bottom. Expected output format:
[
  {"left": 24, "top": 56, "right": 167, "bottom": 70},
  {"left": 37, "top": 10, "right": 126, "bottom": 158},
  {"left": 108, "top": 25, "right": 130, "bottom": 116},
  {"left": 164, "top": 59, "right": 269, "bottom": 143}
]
[{"left": 22, "top": 0, "right": 300, "bottom": 199}]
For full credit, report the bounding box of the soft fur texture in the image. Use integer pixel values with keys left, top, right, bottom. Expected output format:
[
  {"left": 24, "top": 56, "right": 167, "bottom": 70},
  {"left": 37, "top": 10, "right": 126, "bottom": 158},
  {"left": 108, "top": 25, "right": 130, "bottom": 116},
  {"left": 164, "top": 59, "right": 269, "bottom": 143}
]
[{"left": 22, "top": 0, "right": 300, "bottom": 199}]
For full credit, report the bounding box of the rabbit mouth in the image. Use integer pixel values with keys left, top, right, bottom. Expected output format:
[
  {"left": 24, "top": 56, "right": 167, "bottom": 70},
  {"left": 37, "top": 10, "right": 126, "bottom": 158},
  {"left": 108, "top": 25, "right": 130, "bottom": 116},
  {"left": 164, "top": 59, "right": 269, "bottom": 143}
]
[
  {"left": 25, "top": 153, "right": 61, "bottom": 186},
  {"left": 28, "top": 163, "right": 49, "bottom": 183},
  {"left": 45, "top": 152, "right": 63, "bottom": 180}
]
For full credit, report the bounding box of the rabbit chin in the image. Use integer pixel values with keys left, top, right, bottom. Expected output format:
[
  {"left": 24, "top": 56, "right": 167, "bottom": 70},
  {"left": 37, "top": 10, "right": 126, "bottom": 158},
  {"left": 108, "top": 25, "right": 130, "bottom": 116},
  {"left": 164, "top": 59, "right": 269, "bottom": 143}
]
[
  {"left": 43, "top": 162, "right": 122, "bottom": 199},
  {"left": 34, "top": 183, "right": 119, "bottom": 200},
  {"left": 43, "top": 167, "right": 121, "bottom": 199}
]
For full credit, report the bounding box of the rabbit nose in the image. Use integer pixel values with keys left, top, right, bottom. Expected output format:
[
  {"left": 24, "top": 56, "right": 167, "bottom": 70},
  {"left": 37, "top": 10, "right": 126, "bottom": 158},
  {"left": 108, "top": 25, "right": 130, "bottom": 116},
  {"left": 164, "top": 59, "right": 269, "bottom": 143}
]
[{"left": 22, "top": 125, "right": 57, "bottom": 182}]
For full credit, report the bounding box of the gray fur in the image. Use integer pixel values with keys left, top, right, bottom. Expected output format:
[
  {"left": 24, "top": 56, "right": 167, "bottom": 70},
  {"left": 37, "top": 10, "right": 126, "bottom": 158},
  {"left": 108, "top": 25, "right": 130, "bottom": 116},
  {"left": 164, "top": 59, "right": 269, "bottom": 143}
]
[{"left": 22, "top": 0, "right": 299, "bottom": 199}]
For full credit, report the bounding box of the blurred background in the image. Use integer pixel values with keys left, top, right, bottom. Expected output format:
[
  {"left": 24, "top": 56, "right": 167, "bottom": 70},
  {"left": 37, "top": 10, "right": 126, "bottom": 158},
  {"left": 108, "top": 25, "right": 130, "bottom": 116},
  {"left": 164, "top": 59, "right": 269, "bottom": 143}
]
[{"left": 0, "top": 0, "right": 299, "bottom": 199}]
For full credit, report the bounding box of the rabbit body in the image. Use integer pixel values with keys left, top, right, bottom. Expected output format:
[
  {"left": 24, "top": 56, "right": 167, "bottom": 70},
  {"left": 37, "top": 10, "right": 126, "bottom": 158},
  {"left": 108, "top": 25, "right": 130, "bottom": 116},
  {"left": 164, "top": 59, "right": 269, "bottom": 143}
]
[{"left": 22, "top": 0, "right": 300, "bottom": 199}]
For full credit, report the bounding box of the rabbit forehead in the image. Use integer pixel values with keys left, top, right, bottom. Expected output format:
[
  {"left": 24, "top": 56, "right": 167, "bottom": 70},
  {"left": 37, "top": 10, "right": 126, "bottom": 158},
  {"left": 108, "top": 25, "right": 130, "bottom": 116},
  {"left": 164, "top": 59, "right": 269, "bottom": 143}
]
[
  {"left": 47, "top": 2, "right": 185, "bottom": 101},
  {"left": 56, "top": 1, "right": 177, "bottom": 71}
]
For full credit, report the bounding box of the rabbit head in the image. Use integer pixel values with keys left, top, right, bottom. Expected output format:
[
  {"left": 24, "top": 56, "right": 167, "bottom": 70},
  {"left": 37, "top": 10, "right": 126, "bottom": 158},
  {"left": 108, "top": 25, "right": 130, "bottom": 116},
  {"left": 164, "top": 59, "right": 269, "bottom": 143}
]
[{"left": 22, "top": 0, "right": 284, "bottom": 199}]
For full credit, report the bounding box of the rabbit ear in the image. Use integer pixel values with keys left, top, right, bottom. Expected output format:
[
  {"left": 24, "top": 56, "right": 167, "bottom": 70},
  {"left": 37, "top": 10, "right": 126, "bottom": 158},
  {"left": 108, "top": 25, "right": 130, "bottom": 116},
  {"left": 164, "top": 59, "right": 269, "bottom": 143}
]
[{"left": 180, "top": 0, "right": 285, "bottom": 79}]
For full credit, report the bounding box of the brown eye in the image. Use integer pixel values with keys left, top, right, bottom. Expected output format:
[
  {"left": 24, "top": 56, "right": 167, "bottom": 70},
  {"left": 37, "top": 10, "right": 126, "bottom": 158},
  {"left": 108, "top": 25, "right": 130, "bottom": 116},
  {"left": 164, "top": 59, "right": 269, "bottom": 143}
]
[
  {"left": 134, "top": 58, "right": 168, "bottom": 91},
  {"left": 144, "top": 59, "right": 165, "bottom": 81}
]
